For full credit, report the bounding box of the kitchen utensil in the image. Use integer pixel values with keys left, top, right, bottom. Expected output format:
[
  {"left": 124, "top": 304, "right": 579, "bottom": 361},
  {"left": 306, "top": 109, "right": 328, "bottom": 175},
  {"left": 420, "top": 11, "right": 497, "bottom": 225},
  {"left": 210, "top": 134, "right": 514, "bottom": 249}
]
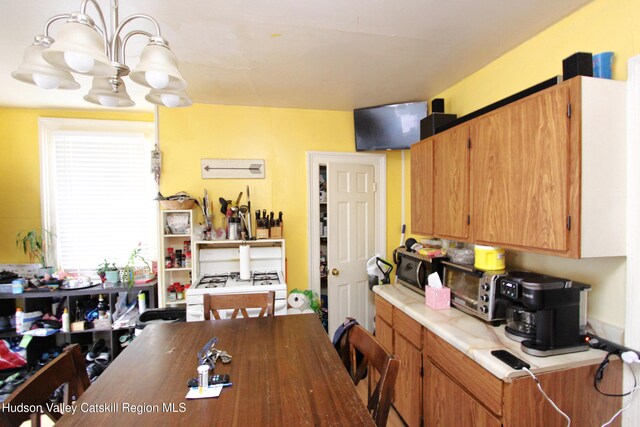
[
  {"left": 246, "top": 186, "right": 252, "bottom": 239},
  {"left": 219, "top": 197, "right": 228, "bottom": 214}
]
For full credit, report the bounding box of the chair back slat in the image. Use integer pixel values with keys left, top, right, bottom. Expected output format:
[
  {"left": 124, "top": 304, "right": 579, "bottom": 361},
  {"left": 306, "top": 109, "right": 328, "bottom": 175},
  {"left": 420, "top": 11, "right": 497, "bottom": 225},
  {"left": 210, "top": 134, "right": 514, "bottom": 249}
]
[
  {"left": 203, "top": 291, "right": 275, "bottom": 320},
  {"left": 339, "top": 324, "right": 400, "bottom": 427},
  {"left": 1, "top": 344, "right": 90, "bottom": 426}
]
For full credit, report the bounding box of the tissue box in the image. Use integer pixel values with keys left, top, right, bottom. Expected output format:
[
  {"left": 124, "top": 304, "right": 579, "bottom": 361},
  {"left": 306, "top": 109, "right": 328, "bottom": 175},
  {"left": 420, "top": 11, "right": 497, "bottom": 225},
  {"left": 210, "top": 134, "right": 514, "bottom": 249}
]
[{"left": 425, "top": 287, "right": 450, "bottom": 310}]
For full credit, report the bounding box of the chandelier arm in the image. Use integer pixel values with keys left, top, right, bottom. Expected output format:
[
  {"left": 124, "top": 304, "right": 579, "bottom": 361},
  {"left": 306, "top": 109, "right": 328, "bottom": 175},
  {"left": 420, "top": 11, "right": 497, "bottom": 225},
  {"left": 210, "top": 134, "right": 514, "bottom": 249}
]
[
  {"left": 111, "top": 14, "right": 163, "bottom": 66},
  {"left": 118, "top": 30, "right": 153, "bottom": 66},
  {"left": 43, "top": 14, "right": 72, "bottom": 37},
  {"left": 79, "top": 0, "right": 112, "bottom": 59}
]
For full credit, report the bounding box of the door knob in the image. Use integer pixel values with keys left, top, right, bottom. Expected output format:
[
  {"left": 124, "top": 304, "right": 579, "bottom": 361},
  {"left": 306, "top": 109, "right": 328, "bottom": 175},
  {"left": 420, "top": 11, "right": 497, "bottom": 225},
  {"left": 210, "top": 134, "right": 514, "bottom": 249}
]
[{"left": 331, "top": 268, "right": 340, "bottom": 276}]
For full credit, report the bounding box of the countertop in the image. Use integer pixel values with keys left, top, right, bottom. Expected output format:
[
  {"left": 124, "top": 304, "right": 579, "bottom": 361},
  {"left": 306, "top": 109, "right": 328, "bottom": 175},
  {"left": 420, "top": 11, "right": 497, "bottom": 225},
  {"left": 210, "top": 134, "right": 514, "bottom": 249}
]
[{"left": 373, "top": 284, "right": 609, "bottom": 382}]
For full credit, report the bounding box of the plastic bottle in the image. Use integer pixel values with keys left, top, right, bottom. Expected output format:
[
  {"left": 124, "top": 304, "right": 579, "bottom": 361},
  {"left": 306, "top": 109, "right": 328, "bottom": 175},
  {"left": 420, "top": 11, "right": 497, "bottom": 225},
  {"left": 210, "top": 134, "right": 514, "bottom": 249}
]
[
  {"left": 15, "top": 308, "right": 23, "bottom": 334},
  {"left": 138, "top": 292, "right": 147, "bottom": 314},
  {"left": 62, "top": 308, "right": 70, "bottom": 332}
]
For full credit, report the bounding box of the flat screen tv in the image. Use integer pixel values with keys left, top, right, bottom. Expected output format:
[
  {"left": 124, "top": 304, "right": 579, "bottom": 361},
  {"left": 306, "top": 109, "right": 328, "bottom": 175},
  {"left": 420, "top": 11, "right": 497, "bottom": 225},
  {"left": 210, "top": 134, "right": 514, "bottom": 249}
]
[{"left": 354, "top": 101, "right": 427, "bottom": 151}]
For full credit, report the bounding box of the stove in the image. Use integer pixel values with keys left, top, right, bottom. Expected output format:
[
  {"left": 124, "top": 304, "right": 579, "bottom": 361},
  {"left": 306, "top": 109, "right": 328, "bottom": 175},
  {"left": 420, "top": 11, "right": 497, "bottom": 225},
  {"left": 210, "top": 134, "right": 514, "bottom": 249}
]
[
  {"left": 186, "top": 240, "right": 288, "bottom": 321},
  {"left": 195, "top": 270, "right": 283, "bottom": 289}
]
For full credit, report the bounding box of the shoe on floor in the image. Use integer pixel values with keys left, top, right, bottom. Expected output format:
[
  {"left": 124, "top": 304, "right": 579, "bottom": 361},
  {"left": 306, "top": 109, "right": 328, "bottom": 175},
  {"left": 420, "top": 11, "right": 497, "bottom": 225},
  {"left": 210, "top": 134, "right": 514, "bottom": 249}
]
[{"left": 86, "top": 339, "right": 106, "bottom": 362}]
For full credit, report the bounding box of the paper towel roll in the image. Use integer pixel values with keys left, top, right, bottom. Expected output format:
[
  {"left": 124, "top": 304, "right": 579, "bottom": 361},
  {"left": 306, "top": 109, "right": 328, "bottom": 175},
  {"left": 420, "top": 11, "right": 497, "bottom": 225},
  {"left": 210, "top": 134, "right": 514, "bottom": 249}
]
[{"left": 239, "top": 245, "right": 251, "bottom": 280}]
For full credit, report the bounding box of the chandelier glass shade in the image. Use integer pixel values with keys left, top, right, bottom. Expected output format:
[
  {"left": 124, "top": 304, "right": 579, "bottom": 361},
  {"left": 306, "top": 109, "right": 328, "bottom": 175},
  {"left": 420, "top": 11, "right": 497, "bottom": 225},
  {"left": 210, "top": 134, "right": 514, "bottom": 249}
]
[
  {"left": 11, "top": 41, "right": 80, "bottom": 90},
  {"left": 12, "top": 0, "right": 191, "bottom": 108}
]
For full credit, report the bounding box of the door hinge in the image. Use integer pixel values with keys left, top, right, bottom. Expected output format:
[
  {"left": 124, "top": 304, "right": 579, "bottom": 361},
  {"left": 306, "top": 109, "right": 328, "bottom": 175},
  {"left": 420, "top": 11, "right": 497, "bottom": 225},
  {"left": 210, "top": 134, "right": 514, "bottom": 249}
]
[
  {"left": 567, "top": 103, "right": 572, "bottom": 118},
  {"left": 467, "top": 138, "right": 471, "bottom": 149},
  {"left": 567, "top": 215, "right": 572, "bottom": 231},
  {"left": 467, "top": 214, "right": 471, "bottom": 225}
]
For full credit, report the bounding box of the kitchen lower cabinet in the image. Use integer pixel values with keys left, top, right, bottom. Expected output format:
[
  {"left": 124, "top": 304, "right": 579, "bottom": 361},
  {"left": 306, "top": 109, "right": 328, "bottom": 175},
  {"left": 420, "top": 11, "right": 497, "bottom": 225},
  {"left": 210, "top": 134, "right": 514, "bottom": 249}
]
[
  {"left": 425, "top": 359, "right": 501, "bottom": 427},
  {"left": 375, "top": 296, "right": 423, "bottom": 426},
  {"left": 393, "top": 309, "right": 423, "bottom": 427},
  {"left": 375, "top": 295, "right": 623, "bottom": 427},
  {"left": 411, "top": 137, "right": 434, "bottom": 235}
]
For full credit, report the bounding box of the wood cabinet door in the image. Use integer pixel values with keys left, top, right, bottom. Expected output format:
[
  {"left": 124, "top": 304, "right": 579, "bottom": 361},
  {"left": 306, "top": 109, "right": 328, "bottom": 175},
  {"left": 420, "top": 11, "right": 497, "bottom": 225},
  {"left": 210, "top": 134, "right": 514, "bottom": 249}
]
[
  {"left": 373, "top": 315, "right": 394, "bottom": 396},
  {"left": 375, "top": 316, "right": 393, "bottom": 354},
  {"left": 424, "top": 360, "right": 501, "bottom": 427},
  {"left": 471, "top": 84, "right": 572, "bottom": 252},
  {"left": 411, "top": 138, "right": 434, "bottom": 235},
  {"left": 433, "top": 125, "right": 470, "bottom": 240},
  {"left": 394, "top": 332, "right": 423, "bottom": 427}
]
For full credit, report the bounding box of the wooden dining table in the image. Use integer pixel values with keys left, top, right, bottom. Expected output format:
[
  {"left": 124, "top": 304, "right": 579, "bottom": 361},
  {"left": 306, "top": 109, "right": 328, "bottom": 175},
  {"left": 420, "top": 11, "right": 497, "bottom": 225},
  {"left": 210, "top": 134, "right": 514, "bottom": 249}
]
[{"left": 57, "top": 314, "right": 374, "bottom": 426}]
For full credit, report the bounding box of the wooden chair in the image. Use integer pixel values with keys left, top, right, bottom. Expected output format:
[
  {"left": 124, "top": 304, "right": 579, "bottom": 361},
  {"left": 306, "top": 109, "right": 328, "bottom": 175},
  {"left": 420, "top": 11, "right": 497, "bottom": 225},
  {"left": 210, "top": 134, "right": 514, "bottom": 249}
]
[
  {"left": 339, "top": 324, "right": 400, "bottom": 427},
  {"left": 1, "top": 343, "right": 90, "bottom": 427},
  {"left": 203, "top": 291, "right": 275, "bottom": 320}
]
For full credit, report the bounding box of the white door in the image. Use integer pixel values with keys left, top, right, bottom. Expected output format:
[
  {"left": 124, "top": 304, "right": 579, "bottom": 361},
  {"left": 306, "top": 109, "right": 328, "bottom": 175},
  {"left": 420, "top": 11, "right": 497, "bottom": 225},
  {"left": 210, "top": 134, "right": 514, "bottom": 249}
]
[{"left": 327, "top": 162, "right": 376, "bottom": 336}]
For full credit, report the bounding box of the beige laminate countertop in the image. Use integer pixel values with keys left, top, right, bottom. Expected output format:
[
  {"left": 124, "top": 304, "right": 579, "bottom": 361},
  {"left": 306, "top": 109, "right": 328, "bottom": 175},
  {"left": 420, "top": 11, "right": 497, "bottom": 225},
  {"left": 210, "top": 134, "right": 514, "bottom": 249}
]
[{"left": 373, "top": 284, "right": 610, "bottom": 382}]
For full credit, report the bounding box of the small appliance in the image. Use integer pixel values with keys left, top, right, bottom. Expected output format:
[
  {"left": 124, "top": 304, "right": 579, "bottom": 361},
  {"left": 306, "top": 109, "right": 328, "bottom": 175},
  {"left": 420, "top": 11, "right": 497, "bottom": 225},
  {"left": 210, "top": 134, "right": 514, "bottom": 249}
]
[
  {"left": 498, "top": 271, "right": 591, "bottom": 357},
  {"left": 441, "top": 260, "right": 505, "bottom": 322},
  {"left": 393, "top": 247, "right": 444, "bottom": 295}
]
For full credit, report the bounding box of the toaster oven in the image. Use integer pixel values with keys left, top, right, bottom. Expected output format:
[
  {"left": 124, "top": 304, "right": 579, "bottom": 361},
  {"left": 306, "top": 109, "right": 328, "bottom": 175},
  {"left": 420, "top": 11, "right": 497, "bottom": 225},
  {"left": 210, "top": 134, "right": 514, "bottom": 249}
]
[{"left": 441, "top": 260, "right": 506, "bottom": 322}]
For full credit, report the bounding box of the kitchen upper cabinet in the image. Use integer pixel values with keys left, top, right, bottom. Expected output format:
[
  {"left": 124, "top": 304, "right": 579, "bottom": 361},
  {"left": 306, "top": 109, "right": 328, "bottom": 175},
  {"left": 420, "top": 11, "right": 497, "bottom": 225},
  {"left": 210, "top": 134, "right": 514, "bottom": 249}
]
[
  {"left": 411, "top": 138, "right": 434, "bottom": 235},
  {"left": 471, "top": 77, "right": 626, "bottom": 258},
  {"left": 410, "top": 76, "right": 626, "bottom": 258},
  {"left": 472, "top": 84, "right": 571, "bottom": 253},
  {"left": 433, "top": 124, "right": 470, "bottom": 241}
]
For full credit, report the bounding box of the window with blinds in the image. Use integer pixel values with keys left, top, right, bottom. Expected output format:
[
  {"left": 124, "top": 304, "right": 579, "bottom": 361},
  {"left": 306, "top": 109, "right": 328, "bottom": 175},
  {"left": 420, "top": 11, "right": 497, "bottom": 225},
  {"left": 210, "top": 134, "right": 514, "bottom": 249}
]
[{"left": 39, "top": 118, "right": 157, "bottom": 273}]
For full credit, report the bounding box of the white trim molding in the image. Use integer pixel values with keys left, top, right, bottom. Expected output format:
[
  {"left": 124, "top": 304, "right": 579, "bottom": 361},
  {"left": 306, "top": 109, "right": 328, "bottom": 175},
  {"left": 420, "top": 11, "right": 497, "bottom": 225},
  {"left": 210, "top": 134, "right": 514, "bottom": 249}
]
[
  {"left": 306, "top": 151, "right": 387, "bottom": 331},
  {"left": 625, "top": 55, "right": 640, "bottom": 427}
]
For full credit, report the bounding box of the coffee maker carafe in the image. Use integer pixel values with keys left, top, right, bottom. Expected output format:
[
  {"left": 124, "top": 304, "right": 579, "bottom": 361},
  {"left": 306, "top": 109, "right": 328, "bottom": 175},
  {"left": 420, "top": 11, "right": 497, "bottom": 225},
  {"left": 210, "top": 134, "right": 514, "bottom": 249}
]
[{"left": 498, "top": 271, "right": 591, "bottom": 357}]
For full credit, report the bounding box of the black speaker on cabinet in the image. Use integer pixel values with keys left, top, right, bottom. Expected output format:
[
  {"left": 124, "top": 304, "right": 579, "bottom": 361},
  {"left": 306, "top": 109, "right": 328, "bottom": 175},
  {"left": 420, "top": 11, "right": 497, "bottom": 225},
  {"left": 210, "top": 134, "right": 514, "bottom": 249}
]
[
  {"left": 431, "top": 98, "right": 445, "bottom": 113},
  {"left": 420, "top": 113, "right": 457, "bottom": 139},
  {"left": 563, "top": 52, "right": 593, "bottom": 80}
]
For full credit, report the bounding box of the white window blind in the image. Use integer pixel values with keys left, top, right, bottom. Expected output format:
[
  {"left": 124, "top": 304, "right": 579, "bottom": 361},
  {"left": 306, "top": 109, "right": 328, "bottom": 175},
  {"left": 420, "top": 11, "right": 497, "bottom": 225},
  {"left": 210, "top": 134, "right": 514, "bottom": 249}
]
[{"left": 40, "top": 119, "right": 157, "bottom": 272}]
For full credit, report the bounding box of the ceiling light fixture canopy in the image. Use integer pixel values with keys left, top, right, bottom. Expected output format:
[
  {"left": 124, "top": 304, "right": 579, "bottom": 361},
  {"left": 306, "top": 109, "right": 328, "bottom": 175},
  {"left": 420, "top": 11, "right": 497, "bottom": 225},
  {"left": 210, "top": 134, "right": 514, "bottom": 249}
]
[{"left": 12, "top": 0, "right": 191, "bottom": 108}]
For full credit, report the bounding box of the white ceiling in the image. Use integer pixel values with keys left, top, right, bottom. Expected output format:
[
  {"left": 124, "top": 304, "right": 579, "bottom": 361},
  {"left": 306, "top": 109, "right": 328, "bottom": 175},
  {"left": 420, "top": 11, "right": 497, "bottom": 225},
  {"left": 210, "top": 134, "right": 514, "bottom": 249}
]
[{"left": 0, "top": 0, "right": 592, "bottom": 112}]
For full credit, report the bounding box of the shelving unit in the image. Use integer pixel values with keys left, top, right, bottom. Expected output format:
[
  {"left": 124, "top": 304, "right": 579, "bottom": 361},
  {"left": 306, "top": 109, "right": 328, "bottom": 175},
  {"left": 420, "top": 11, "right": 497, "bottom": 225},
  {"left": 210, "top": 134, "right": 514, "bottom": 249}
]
[
  {"left": 0, "top": 283, "right": 156, "bottom": 368},
  {"left": 319, "top": 166, "right": 328, "bottom": 331},
  {"left": 158, "top": 209, "right": 194, "bottom": 307}
]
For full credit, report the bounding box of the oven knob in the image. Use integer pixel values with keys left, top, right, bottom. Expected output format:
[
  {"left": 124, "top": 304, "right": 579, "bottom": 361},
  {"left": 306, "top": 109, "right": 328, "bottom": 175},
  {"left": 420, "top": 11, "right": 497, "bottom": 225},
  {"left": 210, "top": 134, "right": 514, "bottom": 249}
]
[
  {"left": 481, "top": 284, "right": 490, "bottom": 291},
  {"left": 480, "top": 295, "right": 489, "bottom": 302},
  {"left": 480, "top": 306, "right": 488, "bottom": 313}
]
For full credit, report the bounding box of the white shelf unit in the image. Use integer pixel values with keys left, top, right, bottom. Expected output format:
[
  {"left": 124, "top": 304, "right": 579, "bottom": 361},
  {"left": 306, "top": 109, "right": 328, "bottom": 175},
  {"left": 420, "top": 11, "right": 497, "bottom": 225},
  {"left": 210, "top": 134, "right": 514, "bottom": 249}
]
[{"left": 158, "top": 209, "right": 194, "bottom": 307}]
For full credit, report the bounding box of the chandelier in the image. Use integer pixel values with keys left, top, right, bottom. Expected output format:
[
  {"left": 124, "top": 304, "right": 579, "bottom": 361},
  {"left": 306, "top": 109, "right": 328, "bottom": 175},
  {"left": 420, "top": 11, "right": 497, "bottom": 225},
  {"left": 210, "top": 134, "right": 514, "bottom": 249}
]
[{"left": 12, "top": 0, "right": 191, "bottom": 108}]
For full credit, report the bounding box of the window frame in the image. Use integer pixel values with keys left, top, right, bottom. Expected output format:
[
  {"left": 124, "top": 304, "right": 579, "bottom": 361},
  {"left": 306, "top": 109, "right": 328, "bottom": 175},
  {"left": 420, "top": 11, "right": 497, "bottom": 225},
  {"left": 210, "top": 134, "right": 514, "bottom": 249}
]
[{"left": 38, "top": 117, "right": 158, "bottom": 274}]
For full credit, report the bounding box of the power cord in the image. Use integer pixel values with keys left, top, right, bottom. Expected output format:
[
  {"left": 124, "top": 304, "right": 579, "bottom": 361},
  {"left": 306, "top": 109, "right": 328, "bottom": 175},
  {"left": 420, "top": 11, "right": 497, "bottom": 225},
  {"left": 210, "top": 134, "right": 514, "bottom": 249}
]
[
  {"left": 522, "top": 367, "right": 571, "bottom": 427},
  {"left": 596, "top": 350, "right": 640, "bottom": 426}
]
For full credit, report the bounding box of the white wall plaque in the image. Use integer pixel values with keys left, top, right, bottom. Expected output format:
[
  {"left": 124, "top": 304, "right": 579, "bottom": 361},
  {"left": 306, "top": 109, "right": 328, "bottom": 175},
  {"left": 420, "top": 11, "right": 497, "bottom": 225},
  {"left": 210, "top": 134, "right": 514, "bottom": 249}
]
[{"left": 201, "top": 159, "right": 265, "bottom": 179}]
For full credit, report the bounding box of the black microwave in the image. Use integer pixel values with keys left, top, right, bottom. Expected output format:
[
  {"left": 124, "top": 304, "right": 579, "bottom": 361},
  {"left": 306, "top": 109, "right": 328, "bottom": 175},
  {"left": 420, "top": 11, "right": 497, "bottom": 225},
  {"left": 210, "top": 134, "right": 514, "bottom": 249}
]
[{"left": 393, "top": 247, "right": 445, "bottom": 295}]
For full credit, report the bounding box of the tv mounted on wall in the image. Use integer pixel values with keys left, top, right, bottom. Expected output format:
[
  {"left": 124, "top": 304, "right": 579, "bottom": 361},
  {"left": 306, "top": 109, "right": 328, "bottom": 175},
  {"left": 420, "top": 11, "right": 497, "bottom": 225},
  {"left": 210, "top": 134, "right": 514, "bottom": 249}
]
[{"left": 354, "top": 101, "right": 427, "bottom": 151}]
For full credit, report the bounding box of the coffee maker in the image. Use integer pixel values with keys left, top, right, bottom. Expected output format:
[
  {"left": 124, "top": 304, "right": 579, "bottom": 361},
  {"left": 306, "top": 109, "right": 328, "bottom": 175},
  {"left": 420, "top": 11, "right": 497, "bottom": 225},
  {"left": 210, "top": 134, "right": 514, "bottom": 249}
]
[{"left": 498, "top": 271, "right": 591, "bottom": 357}]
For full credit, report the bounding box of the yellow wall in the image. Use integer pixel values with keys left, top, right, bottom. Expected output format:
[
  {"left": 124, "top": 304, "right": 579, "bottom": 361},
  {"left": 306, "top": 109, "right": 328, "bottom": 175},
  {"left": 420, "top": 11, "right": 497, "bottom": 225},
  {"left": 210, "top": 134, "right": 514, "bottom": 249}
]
[
  {"left": 0, "top": 108, "right": 153, "bottom": 263},
  {"left": 405, "top": 0, "right": 640, "bottom": 328},
  {"left": 2, "top": 0, "right": 635, "bottom": 327},
  {"left": 158, "top": 104, "right": 356, "bottom": 291}
]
